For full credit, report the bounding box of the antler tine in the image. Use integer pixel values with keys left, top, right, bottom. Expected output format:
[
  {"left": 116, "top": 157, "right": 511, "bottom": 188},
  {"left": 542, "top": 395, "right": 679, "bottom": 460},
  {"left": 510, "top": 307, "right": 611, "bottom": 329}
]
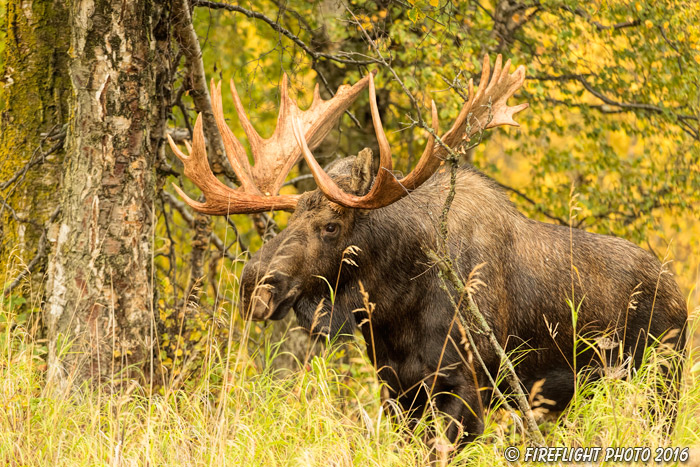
[
  {"left": 220, "top": 72, "right": 375, "bottom": 197},
  {"left": 312, "top": 82, "right": 322, "bottom": 104},
  {"left": 277, "top": 73, "right": 292, "bottom": 139},
  {"left": 487, "top": 54, "right": 502, "bottom": 92},
  {"left": 229, "top": 78, "right": 264, "bottom": 163},
  {"left": 168, "top": 114, "right": 300, "bottom": 214},
  {"left": 368, "top": 72, "right": 394, "bottom": 176},
  {"left": 474, "top": 54, "right": 491, "bottom": 103},
  {"left": 292, "top": 75, "right": 441, "bottom": 209},
  {"left": 173, "top": 56, "right": 525, "bottom": 214},
  {"left": 172, "top": 73, "right": 373, "bottom": 214},
  {"left": 210, "top": 79, "right": 259, "bottom": 194},
  {"left": 292, "top": 111, "right": 407, "bottom": 210},
  {"left": 293, "top": 55, "right": 527, "bottom": 210},
  {"left": 168, "top": 114, "right": 233, "bottom": 211},
  {"left": 436, "top": 54, "right": 527, "bottom": 159}
]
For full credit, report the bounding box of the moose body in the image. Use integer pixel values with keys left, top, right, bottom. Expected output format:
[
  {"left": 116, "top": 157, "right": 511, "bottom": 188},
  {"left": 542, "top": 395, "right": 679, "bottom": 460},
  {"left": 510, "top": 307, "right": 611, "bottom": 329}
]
[
  {"left": 169, "top": 55, "right": 686, "bottom": 446},
  {"left": 240, "top": 155, "right": 687, "bottom": 443}
]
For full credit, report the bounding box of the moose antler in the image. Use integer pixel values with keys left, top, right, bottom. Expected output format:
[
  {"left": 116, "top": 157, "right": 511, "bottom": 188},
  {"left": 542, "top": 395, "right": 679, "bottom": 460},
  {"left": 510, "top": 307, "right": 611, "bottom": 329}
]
[
  {"left": 292, "top": 54, "right": 528, "bottom": 209},
  {"left": 168, "top": 73, "right": 374, "bottom": 214},
  {"left": 170, "top": 55, "right": 527, "bottom": 214},
  {"left": 436, "top": 54, "right": 529, "bottom": 159}
]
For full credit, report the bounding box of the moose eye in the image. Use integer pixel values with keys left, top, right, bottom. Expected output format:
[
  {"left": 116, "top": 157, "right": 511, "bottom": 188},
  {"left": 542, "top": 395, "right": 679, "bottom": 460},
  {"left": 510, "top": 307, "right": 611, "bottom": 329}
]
[{"left": 322, "top": 223, "right": 340, "bottom": 237}]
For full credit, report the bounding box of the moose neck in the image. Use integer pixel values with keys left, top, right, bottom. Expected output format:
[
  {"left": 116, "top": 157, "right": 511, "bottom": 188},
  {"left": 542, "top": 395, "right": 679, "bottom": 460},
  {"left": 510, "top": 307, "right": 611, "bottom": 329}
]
[
  {"left": 344, "top": 167, "right": 523, "bottom": 322},
  {"left": 345, "top": 191, "right": 443, "bottom": 311}
]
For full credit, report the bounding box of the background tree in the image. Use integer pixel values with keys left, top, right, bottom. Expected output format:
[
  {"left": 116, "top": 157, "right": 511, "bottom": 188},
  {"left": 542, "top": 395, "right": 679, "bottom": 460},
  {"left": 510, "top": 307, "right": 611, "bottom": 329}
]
[
  {"left": 2, "top": 0, "right": 173, "bottom": 386},
  {"left": 0, "top": 0, "right": 69, "bottom": 306}
]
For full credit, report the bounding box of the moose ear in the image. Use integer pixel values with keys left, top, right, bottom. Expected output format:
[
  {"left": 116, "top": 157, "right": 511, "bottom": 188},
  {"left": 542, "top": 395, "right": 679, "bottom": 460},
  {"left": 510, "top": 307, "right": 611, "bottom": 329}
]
[{"left": 350, "top": 148, "right": 375, "bottom": 195}]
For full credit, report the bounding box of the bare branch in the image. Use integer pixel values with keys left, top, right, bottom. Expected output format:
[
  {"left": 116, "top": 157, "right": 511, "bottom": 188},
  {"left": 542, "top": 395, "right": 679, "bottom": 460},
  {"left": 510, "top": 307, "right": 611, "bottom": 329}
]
[
  {"left": 531, "top": 73, "right": 699, "bottom": 140},
  {"left": 427, "top": 250, "right": 545, "bottom": 446},
  {"left": 532, "top": 73, "right": 697, "bottom": 119},
  {"left": 3, "top": 207, "right": 61, "bottom": 296},
  {"left": 1, "top": 126, "right": 65, "bottom": 191},
  {"left": 344, "top": 4, "right": 424, "bottom": 127},
  {"left": 192, "top": 0, "right": 377, "bottom": 66},
  {"left": 541, "top": 96, "right": 627, "bottom": 114},
  {"left": 282, "top": 173, "right": 315, "bottom": 187},
  {"left": 162, "top": 190, "right": 244, "bottom": 260},
  {"left": 658, "top": 25, "right": 685, "bottom": 75},
  {"left": 559, "top": 5, "right": 641, "bottom": 31},
  {"left": 167, "top": 127, "right": 195, "bottom": 145},
  {"left": 172, "top": 0, "right": 234, "bottom": 179}
]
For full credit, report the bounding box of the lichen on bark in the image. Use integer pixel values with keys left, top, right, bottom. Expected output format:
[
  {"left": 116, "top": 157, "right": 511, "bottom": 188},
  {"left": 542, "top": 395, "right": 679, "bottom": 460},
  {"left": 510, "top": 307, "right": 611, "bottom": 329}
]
[{"left": 0, "top": 0, "right": 70, "bottom": 291}]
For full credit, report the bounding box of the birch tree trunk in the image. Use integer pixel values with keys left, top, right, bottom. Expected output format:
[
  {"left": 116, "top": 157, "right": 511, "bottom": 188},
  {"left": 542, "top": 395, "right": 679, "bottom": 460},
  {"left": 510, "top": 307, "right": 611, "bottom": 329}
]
[
  {"left": 44, "top": 0, "right": 172, "bottom": 387},
  {"left": 0, "top": 0, "right": 70, "bottom": 294}
]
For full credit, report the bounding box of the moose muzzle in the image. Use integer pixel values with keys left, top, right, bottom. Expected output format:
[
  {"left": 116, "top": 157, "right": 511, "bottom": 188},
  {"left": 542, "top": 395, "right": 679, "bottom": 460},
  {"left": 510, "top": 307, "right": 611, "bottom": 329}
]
[{"left": 240, "top": 268, "right": 299, "bottom": 321}]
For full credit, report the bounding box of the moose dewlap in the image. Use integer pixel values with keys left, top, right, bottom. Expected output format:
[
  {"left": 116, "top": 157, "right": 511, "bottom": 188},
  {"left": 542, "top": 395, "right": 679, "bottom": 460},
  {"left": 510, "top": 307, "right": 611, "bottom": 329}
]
[{"left": 168, "top": 55, "right": 687, "bottom": 447}]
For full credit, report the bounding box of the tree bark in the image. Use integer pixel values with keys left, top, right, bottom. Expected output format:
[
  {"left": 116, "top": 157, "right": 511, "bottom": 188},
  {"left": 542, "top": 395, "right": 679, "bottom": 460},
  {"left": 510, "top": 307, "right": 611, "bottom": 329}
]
[
  {"left": 0, "top": 0, "right": 70, "bottom": 295},
  {"left": 44, "top": 0, "right": 172, "bottom": 388}
]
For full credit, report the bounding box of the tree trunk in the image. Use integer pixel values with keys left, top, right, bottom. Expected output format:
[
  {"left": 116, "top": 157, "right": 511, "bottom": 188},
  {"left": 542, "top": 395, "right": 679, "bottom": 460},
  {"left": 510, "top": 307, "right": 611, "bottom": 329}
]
[
  {"left": 0, "top": 0, "right": 70, "bottom": 295},
  {"left": 44, "top": 0, "right": 172, "bottom": 388}
]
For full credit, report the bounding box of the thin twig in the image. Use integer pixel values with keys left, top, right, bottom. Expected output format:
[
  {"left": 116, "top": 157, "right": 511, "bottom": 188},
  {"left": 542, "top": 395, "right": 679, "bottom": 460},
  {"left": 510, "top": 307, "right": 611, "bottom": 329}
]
[
  {"left": 427, "top": 250, "right": 545, "bottom": 445},
  {"left": 162, "top": 190, "right": 244, "bottom": 260},
  {"left": 4, "top": 207, "right": 61, "bottom": 296},
  {"left": 0, "top": 130, "right": 65, "bottom": 191},
  {"left": 193, "top": 0, "right": 377, "bottom": 66},
  {"left": 344, "top": 5, "right": 424, "bottom": 127}
]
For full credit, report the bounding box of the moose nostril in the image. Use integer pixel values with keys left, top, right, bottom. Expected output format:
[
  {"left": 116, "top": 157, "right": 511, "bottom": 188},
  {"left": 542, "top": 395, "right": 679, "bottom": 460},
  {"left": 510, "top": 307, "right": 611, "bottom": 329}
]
[
  {"left": 241, "top": 273, "right": 289, "bottom": 320},
  {"left": 251, "top": 286, "right": 273, "bottom": 315}
]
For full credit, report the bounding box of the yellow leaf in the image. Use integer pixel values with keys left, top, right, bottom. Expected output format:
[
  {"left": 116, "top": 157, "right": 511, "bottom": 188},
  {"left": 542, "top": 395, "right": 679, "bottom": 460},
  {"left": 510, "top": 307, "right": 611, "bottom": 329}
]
[{"left": 190, "top": 330, "right": 202, "bottom": 341}]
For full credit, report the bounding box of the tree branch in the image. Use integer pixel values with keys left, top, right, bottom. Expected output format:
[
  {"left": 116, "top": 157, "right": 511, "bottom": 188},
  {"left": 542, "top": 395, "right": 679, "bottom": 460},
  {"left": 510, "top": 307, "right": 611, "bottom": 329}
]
[
  {"left": 172, "top": 0, "right": 235, "bottom": 179},
  {"left": 3, "top": 206, "right": 61, "bottom": 296},
  {"left": 559, "top": 5, "right": 641, "bottom": 31},
  {"left": 162, "top": 190, "right": 245, "bottom": 260},
  {"left": 0, "top": 128, "right": 65, "bottom": 191},
  {"left": 530, "top": 73, "right": 699, "bottom": 140},
  {"left": 427, "top": 250, "right": 545, "bottom": 445},
  {"left": 192, "top": 0, "right": 377, "bottom": 66}
]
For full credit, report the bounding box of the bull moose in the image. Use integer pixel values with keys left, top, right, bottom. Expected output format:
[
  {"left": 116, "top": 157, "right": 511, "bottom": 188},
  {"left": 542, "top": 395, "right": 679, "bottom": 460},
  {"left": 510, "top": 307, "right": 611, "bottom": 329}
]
[{"left": 168, "top": 56, "right": 687, "bottom": 445}]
